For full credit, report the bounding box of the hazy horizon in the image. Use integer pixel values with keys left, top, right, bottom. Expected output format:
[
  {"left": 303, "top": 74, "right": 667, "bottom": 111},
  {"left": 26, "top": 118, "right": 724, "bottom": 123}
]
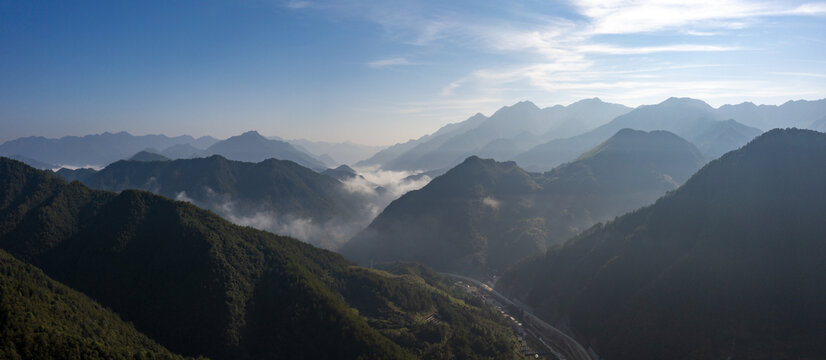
[
  {"left": 2, "top": 96, "right": 824, "bottom": 147},
  {"left": 2, "top": 1, "right": 825, "bottom": 145},
  {"left": 2, "top": 3, "right": 826, "bottom": 357}
]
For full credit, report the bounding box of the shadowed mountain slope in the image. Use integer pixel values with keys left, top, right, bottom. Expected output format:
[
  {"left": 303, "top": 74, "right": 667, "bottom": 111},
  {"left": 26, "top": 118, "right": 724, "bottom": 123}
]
[
  {"left": 0, "top": 249, "right": 191, "bottom": 360},
  {"left": 689, "top": 119, "right": 762, "bottom": 160},
  {"left": 342, "top": 129, "right": 705, "bottom": 277},
  {"left": 69, "top": 155, "right": 369, "bottom": 248},
  {"left": 4, "top": 154, "right": 56, "bottom": 170},
  {"left": 54, "top": 167, "right": 98, "bottom": 182},
  {"left": 498, "top": 128, "right": 826, "bottom": 359},
  {"left": 0, "top": 157, "right": 520, "bottom": 360},
  {"left": 129, "top": 151, "right": 171, "bottom": 162},
  {"left": 160, "top": 143, "right": 205, "bottom": 159}
]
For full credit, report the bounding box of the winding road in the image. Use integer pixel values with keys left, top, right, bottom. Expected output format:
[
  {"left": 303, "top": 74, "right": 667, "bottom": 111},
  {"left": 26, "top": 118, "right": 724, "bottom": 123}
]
[{"left": 442, "top": 273, "right": 594, "bottom": 360}]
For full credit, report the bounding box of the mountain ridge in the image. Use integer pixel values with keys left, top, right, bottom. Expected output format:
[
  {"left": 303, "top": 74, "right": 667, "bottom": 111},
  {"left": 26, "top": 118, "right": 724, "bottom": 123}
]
[
  {"left": 70, "top": 155, "right": 370, "bottom": 248},
  {"left": 498, "top": 128, "right": 826, "bottom": 359},
  {"left": 342, "top": 129, "right": 705, "bottom": 276},
  {"left": 513, "top": 97, "right": 760, "bottom": 171},
  {"left": 0, "top": 132, "right": 218, "bottom": 167},
  {"left": 0, "top": 156, "right": 521, "bottom": 360}
]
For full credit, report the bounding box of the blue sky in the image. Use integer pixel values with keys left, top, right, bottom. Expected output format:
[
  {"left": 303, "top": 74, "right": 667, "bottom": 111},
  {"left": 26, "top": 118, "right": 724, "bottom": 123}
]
[{"left": 1, "top": 0, "right": 825, "bottom": 145}]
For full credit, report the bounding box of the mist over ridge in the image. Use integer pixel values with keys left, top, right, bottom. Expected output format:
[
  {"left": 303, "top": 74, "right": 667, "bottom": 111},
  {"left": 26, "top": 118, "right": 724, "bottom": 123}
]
[{"left": 3, "top": 2, "right": 826, "bottom": 358}]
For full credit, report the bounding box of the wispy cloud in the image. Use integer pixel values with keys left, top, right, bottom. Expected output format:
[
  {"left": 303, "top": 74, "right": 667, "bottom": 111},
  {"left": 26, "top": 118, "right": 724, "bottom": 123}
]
[
  {"left": 285, "top": 1, "right": 312, "bottom": 9},
  {"left": 786, "top": 2, "right": 826, "bottom": 15},
  {"left": 573, "top": 0, "right": 766, "bottom": 35},
  {"left": 571, "top": 0, "right": 826, "bottom": 35},
  {"left": 578, "top": 44, "right": 743, "bottom": 55},
  {"left": 291, "top": 0, "right": 826, "bottom": 115},
  {"left": 770, "top": 71, "right": 826, "bottom": 78},
  {"left": 367, "top": 57, "right": 416, "bottom": 68}
]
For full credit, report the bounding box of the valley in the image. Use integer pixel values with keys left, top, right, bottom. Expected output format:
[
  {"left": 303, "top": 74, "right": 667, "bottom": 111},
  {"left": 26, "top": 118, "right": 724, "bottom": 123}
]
[
  {"left": 4, "top": 2, "right": 826, "bottom": 358},
  {"left": 2, "top": 98, "right": 825, "bottom": 360}
]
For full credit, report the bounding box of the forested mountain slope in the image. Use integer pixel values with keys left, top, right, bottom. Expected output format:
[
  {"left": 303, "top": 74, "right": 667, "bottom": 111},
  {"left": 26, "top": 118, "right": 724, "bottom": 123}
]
[
  {"left": 0, "top": 157, "right": 520, "bottom": 360},
  {"left": 342, "top": 129, "right": 705, "bottom": 277},
  {"left": 498, "top": 129, "right": 826, "bottom": 359}
]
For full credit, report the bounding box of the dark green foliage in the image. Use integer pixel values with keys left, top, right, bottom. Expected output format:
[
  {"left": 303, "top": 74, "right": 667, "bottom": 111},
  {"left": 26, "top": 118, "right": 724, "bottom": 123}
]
[
  {"left": 342, "top": 129, "right": 705, "bottom": 277},
  {"left": 0, "top": 249, "right": 190, "bottom": 360},
  {"left": 55, "top": 167, "right": 98, "bottom": 182},
  {"left": 499, "top": 129, "right": 826, "bottom": 359},
  {"left": 71, "top": 155, "right": 369, "bottom": 248},
  {"left": 359, "top": 263, "right": 521, "bottom": 359},
  {"left": 0, "top": 157, "right": 520, "bottom": 360},
  {"left": 5, "top": 154, "right": 56, "bottom": 170},
  {"left": 80, "top": 155, "right": 358, "bottom": 222}
]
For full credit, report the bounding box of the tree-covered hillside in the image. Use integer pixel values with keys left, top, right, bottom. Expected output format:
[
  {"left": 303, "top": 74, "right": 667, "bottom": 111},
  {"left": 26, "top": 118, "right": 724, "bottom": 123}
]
[
  {"left": 342, "top": 129, "right": 705, "bottom": 277},
  {"left": 0, "top": 157, "right": 520, "bottom": 360},
  {"left": 69, "top": 155, "right": 372, "bottom": 248},
  {"left": 498, "top": 129, "right": 826, "bottom": 359},
  {"left": 0, "top": 249, "right": 192, "bottom": 360}
]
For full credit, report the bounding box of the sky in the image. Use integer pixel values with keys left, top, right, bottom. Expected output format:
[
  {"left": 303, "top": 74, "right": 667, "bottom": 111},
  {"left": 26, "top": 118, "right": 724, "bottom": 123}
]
[{"left": 1, "top": 0, "right": 825, "bottom": 145}]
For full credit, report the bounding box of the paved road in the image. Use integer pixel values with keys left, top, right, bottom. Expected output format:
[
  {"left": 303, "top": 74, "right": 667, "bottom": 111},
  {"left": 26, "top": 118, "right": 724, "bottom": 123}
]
[{"left": 442, "top": 273, "right": 594, "bottom": 360}]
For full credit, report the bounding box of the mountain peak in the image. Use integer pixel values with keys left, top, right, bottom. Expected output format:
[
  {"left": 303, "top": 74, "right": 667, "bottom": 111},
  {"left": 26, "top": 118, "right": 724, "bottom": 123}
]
[
  {"left": 572, "top": 97, "right": 604, "bottom": 105},
  {"left": 612, "top": 127, "right": 644, "bottom": 137},
  {"left": 659, "top": 97, "right": 712, "bottom": 109},
  {"left": 488, "top": 101, "right": 541, "bottom": 120},
  {"left": 576, "top": 128, "right": 703, "bottom": 165},
  {"left": 512, "top": 100, "right": 539, "bottom": 109},
  {"left": 746, "top": 127, "right": 823, "bottom": 148},
  {"left": 239, "top": 130, "right": 264, "bottom": 138},
  {"left": 334, "top": 164, "right": 356, "bottom": 174},
  {"left": 128, "top": 151, "right": 170, "bottom": 162},
  {"left": 458, "top": 155, "right": 491, "bottom": 168},
  {"left": 500, "top": 127, "right": 826, "bottom": 360}
]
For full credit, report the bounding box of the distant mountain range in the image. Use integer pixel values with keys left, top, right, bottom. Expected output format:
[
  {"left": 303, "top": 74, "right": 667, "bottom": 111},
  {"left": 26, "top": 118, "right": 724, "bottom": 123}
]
[
  {"left": 57, "top": 155, "right": 375, "bottom": 249},
  {"left": 284, "top": 138, "right": 387, "bottom": 167},
  {"left": 0, "top": 157, "right": 522, "bottom": 360},
  {"left": 811, "top": 115, "right": 826, "bottom": 133},
  {"left": 0, "top": 131, "right": 386, "bottom": 171},
  {"left": 6, "top": 98, "right": 820, "bottom": 173},
  {"left": 497, "top": 129, "right": 826, "bottom": 359},
  {"left": 358, "top": 98, "right": 632, "bottom": 172},
  {"left": 0, "top": 131, "right": 218, "bottom": 167},
  {"left": 716, "top": 99, "right": 826, "bottom": 130},
  {"left": 342, "top": 129, "right": 706, "bottom": 277},
  {"left": 203, "top": 131, "right": 327, "bottom": 169},
  {"left": 513, "top": 97, "right": 763, "bottom": 171},
  {"left": 359, "top": 97, "right": 824, "bottom": 173}
]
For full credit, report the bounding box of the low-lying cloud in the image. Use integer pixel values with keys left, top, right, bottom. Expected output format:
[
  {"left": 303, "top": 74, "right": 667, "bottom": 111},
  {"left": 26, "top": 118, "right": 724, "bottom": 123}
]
[
  {"left": 482, "top": 196, "right": 500, "bottom": 210},
  {"left": 172, "top": 168, "right": 433, "bottom": 250},
  {"left": 344, "top": 166, "right": 433, "bottom": 218}
]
